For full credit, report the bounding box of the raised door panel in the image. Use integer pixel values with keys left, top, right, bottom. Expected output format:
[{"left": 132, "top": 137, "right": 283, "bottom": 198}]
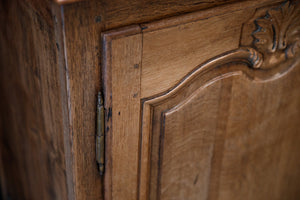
[
  {"left": 102, "top": 1, "right": 300, "bottom": 200},
  {"left": 142, "top": 68, "right": 300, "bottom": 200}
]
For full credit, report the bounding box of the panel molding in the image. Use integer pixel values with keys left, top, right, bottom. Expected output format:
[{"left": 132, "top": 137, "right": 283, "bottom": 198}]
[{"left": 139, "top": 1, "right": 300, "bottom": 199}]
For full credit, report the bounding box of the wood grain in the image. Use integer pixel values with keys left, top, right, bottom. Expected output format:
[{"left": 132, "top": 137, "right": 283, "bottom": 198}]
[
  {"left": 102, "top": 26, "right": 142, "bottom": 200},
  {"left": 141, "top": 0, "right": 285, "bottom": 98},
  {"left": 0, "top": 1, "right": 69, "bottom": 199},
  {"left": 143, "top": 64, "right": 300, "bottom": 199},
  {"left": 138, "top": 1, "right": 300, "bottom": 199},
  {"left": 1, "top": 0, "right": 292, "bottom": 199},
  {"left": 141, "top": 9, "right": 252, "bottom": 98},
  {"left": 111, "top": 33, "right": 142, "bottom": 200},
  {"left": 101, "top": 1, "right": 300, "bottom": 200},
  {"left": 61, "top": 1, "right": 256, "bottom": 199}
]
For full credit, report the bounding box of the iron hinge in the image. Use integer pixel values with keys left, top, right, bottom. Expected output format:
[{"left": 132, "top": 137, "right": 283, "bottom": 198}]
[{"left": 96, "top": 92, "right": 105, "bottom": 175}]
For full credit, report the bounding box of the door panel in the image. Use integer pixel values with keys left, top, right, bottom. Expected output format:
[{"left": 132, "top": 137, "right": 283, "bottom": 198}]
[
  {"left": 102, "top": 1, "right": 300, "bottom": 199},
  {"left": 142, "top": 67, "right": 300, "bottom": 200}
]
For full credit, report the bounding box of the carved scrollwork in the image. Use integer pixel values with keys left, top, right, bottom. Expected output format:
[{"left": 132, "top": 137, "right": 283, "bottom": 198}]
[{"left": 241, "top": 0, "right": 300, "bottom": 69}]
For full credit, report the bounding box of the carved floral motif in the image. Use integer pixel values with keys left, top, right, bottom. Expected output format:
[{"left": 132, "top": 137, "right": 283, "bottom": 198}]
[{"left": 251, "top": 1, "right": 300, "bottom": 69}]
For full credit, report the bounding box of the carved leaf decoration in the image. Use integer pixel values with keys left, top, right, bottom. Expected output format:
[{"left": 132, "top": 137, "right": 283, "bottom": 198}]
[{"left": 252, "top": 1, "right": 300, "bottom": 59}]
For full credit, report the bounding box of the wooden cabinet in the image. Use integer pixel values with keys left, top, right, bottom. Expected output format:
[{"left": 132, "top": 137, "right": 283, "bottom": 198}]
[
  {"left": 1, "top": 0, "right": 300, "bottom": 200},
  {"left": 102, "top": 1, "right": 300, "bottom": 200}
]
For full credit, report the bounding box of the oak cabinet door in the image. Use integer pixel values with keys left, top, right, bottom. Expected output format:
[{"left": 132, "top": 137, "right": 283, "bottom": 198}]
[{"left": 102, "top": 1, "right": 300, "bottom": 200}]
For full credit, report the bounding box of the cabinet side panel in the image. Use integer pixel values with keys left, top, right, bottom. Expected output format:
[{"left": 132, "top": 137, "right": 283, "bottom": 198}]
[{"left": 0, "top": 1, "right": 68, "bottom": 200}]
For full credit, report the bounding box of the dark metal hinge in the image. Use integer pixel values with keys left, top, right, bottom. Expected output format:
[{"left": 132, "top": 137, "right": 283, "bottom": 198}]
[{"left": 96, "top": 92, "right": 105, "bottom": 175}]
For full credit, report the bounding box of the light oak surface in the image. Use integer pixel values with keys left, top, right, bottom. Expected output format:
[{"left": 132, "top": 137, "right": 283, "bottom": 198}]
[
  {"left": 1, "top": 0, "right": 299, "bottom": 199},
  {"left": 103, "top": 1, "right": 300, "bottom": 200},
  {"left": 110, "top": 29, "right": 142, "bottom": 200},
  {"left": 61, "top": 1, "right": 248, "bottom": 199},
  {"left": 141, "top": 0, "right": 283, "bottom": 98}
]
